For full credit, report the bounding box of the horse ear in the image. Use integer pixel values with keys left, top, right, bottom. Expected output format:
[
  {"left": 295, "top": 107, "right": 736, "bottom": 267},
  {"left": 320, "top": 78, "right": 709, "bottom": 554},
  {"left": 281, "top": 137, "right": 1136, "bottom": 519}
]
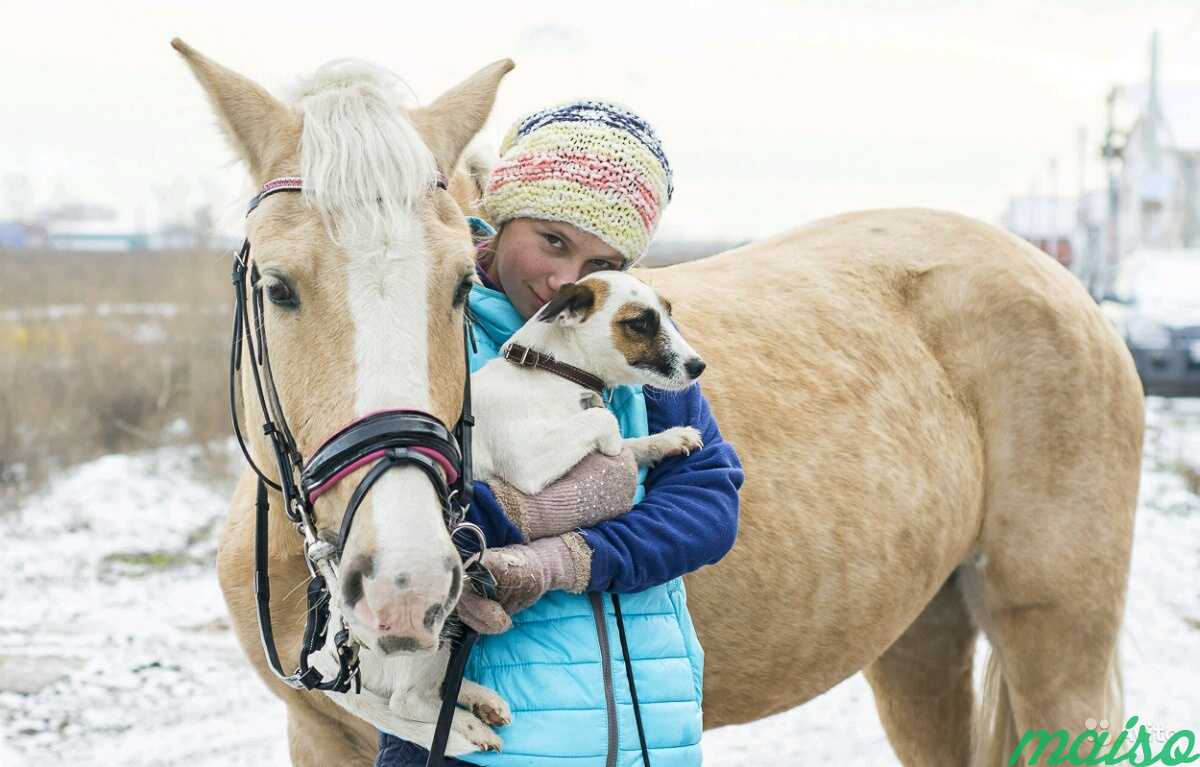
[
  {"left": 538, "top": 283, "right": 596, "bottom": 327},
  {"left": 411, "top": 59, "right": 514, "bottom": 176},
  {"left": 170, "top": 38, "right": 299, "bottom": 181}
]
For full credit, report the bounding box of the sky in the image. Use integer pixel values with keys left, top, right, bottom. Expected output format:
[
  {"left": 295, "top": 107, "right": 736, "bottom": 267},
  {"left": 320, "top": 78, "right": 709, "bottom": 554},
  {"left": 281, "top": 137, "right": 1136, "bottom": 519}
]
[{"left": 3, "top": 0, "right": 1200, "bottom": 242}]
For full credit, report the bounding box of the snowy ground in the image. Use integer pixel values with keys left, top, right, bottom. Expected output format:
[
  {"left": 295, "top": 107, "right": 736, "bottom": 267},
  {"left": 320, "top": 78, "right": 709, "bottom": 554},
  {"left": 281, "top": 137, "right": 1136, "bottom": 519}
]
[{"left": 1, "top": 398, "right": 1197, "bottom": 766}]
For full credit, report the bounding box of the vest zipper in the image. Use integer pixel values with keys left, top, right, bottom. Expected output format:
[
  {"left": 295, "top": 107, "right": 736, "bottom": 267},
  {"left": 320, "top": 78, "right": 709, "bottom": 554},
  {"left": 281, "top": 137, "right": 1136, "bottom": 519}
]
[{"left": 590, "top": 592, "right": 618, "bottom": 767}]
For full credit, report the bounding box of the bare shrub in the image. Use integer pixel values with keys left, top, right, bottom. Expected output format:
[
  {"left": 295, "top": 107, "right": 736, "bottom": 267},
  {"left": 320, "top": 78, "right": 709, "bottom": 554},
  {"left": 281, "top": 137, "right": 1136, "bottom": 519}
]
[{"left": 1, "top": 248, "right": 233, "bottom": 499}]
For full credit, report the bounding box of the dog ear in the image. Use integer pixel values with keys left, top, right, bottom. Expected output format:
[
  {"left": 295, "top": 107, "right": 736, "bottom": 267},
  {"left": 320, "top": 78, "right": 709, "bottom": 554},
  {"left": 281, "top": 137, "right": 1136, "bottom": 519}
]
[{"left": 538, "top": 283, "right": 596, "bottom": 326}]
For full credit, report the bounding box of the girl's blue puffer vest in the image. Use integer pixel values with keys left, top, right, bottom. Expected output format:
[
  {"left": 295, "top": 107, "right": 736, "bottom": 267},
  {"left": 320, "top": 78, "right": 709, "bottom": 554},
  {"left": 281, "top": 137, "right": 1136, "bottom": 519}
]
[{"left": 460, "top": 283, "right": 705, "bottom": 767}]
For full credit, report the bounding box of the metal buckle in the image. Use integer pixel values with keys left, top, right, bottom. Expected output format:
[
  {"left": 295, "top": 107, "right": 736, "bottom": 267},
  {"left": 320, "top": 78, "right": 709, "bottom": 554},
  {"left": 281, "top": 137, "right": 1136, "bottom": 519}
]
[
  {"left": 450, "top": 521, "right": 488, "bottom": 560},
  {"left": 234, "top": 245, "right": 248, "bottom": 272}
]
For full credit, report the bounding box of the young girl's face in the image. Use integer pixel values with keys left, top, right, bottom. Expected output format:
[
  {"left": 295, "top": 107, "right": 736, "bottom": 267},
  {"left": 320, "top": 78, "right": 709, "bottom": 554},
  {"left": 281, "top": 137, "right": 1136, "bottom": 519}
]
[{"left": 487, "top": 218, "right": 624, "bottom": 319}]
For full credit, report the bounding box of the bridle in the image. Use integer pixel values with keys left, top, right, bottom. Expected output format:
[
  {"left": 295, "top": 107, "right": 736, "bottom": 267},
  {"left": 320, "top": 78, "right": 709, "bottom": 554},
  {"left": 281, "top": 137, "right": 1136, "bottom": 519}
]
[{"left": 229, "top": 176, "right": 495, "bottom": 752}]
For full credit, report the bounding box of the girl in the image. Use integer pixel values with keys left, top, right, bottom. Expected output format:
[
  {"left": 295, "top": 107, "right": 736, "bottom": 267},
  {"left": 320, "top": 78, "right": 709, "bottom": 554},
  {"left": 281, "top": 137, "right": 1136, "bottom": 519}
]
[{"left": 377, "top": 100, "right": 743, "bottom": 767}]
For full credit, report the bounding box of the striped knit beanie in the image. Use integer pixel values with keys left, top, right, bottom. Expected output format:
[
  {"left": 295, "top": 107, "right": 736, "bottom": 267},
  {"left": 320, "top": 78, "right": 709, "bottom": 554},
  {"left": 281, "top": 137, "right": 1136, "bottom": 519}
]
[{"left": 481, "top": 99, "right": 673, "bottom": 267}]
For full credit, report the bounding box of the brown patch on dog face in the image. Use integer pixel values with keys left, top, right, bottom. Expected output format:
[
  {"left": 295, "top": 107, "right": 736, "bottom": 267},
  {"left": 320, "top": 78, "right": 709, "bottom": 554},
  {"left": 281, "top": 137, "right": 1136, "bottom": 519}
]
[
  {"left": 539, "top": 280, "right": 609, "bottom": 324},
  {"left": 611, "top": 302, "right": 675, "bottom": 378}
]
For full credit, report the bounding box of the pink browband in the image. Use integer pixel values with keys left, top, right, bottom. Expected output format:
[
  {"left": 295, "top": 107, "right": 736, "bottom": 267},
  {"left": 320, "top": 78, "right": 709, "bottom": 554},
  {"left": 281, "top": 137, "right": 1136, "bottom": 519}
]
[
  {"left": 261, "top": 176, "right": 304, "bottom": 193},
  {"left": 256, "top": 173, "right": 449, "bottom": 198}
]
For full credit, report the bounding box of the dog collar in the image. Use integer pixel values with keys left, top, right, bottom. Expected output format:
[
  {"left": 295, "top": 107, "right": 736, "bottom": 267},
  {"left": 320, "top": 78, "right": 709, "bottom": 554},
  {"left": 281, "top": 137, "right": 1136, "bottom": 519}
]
[{"left": 502, "top": 343, "right": 606, "bottom": 395}]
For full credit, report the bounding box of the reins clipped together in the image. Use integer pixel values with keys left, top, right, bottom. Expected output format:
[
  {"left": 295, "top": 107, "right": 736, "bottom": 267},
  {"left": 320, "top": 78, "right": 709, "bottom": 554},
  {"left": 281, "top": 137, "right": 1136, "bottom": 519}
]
[{"left": 229, "top": 176, "right": 493, "bottom": 766}]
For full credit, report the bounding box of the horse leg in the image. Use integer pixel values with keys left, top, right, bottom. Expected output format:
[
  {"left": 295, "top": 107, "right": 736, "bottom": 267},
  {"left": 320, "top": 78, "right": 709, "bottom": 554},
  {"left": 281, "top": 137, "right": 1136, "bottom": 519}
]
[
  {"left": 956, "top": 414, "right": 1133, "bottom": 767},
  {"left": 285, "top": 695, "right": 379, "bottom": 767},
  {"left": 960, "top": 544, "right": 1127, "bottom": 767},
  {"left": 863, "top": 572, "right": 978, "bottom": 766}
]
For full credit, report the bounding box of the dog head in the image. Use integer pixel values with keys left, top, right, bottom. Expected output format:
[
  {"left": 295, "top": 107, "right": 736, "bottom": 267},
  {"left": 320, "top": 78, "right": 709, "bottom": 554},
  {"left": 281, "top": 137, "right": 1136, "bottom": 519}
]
[{"left": 532, "top": 272, "right": 705, "bottom": 389}]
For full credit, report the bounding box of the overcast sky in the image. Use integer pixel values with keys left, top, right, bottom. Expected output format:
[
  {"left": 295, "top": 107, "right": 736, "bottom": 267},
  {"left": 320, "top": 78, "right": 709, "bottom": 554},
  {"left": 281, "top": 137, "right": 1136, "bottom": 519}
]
[{"left": 3, "top": 0, "right": 1200, "bottom": 241}]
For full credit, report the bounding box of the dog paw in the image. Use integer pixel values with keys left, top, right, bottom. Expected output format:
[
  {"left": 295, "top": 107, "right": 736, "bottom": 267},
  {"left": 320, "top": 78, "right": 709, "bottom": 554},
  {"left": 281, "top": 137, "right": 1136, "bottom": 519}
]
[
  {"left": 587, "top": 409, "right": 624, "bottom": 456},
  {"left": 659, "top": 426, "right": 704, "bottom": 456},
  {"left": 597, "top": 432, "right": 624, "bottom": 457},
  {"left": 457, "top": 712, "right": 504, "bottom": 752},
  {"left": 471, "top": 697, "right": 513, "bottom": 727}
]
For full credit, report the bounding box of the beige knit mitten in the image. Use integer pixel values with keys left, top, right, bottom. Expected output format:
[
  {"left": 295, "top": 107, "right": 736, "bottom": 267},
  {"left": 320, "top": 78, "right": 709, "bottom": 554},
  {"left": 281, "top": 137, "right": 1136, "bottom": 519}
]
[{"left": 490, "top": 449, "right": 638, "bottom": 541}]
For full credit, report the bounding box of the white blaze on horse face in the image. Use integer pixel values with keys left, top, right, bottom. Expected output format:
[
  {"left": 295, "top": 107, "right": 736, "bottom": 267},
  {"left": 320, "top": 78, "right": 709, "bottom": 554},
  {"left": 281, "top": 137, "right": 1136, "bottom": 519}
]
[{"left": 343, "top": 219, "right": 459, "bottom": 644}]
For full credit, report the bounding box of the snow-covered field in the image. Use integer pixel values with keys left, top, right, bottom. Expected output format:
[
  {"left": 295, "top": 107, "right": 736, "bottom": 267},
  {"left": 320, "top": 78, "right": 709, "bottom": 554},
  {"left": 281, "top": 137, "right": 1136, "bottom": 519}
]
[{"left": 2, "top": 398, "right": 1197, "bottom": 766}]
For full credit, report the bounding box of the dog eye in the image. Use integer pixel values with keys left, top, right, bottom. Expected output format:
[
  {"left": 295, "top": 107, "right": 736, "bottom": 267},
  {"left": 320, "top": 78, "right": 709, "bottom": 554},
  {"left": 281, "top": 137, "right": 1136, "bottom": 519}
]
[
  {"left": 265, "top": 277, "right": 298, "bottom": 308},
  {"left": 621, "top": 312, "right": 658, "bottom": 335}
]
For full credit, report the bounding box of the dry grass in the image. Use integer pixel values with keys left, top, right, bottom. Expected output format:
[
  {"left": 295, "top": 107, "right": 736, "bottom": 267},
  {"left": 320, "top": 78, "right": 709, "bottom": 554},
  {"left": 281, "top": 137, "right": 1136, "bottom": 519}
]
[{"left": 1, "top": 248, "right": 233, "bottom": 498}]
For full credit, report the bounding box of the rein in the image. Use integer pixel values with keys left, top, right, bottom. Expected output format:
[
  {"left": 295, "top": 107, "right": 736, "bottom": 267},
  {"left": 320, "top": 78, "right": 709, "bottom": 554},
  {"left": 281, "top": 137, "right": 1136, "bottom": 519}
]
[{"left": 230, "top": 176, "right": 494, "bottom": 765}]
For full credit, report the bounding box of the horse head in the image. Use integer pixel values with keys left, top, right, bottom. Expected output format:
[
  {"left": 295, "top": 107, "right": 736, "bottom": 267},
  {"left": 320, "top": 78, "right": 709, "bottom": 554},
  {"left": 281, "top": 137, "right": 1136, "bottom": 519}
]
[{"left": 173, "top": 39, "right": 511, "bottom": 657}]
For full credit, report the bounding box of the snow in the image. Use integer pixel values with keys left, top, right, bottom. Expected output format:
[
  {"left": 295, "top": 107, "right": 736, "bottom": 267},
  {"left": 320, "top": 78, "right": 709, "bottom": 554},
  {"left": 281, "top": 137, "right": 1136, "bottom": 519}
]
[
  {"left": 2, "top": 400, "right": 1198, "bottom": 766},
  {"left": 0, "top": 443, "right": 288, "bottom": 765}
]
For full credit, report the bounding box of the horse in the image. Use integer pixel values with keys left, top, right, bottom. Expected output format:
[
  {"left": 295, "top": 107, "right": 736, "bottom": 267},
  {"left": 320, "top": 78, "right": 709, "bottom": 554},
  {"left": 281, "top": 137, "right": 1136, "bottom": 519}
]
[{"left": 172, "top": 41, "right": 1143, "bottom": 767}]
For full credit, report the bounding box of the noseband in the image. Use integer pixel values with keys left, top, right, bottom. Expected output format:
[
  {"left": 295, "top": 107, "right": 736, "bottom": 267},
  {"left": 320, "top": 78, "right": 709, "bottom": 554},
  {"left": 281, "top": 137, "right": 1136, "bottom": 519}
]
[{"left": 229, "top": 176, "right": 494, "bottom": 698}]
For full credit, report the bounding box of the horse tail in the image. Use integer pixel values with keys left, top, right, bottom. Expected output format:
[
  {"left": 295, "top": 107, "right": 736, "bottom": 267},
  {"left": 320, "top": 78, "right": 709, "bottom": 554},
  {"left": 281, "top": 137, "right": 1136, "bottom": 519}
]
[{"left": 972, "top": 649, "right": 1016, "bottom": 767}]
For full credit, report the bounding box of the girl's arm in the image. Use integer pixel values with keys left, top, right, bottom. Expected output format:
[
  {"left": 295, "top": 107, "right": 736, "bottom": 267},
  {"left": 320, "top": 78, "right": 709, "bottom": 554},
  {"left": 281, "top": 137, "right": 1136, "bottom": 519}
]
[{"left": 577, "top": 384, "right": 744, "bottom": 593}]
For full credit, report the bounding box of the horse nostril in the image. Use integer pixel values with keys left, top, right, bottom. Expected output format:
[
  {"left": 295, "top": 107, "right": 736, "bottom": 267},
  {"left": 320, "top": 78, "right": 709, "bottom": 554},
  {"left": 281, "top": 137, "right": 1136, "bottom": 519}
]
[
  {"left": 423, "top": 604, "right": 444, "bottom": 630},
  {"left": 341, "top": 554, "right": 374, "bottom": 608},
  {"left": 684, "top": 358, "right": 706, "bottom": 379}
]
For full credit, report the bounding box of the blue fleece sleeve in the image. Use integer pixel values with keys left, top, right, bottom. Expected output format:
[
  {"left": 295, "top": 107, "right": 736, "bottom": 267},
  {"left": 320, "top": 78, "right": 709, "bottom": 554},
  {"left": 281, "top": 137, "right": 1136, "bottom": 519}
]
[
  {"left": 460, "top": 482, "right": 523, "bottom": 552},
  {"left": 578, "top": 384, "right": 743, "bottom": 593}
]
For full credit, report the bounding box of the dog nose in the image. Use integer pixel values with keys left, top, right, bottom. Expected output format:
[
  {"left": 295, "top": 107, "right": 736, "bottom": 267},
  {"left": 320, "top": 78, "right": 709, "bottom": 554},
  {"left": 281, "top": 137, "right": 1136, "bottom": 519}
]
[{"left": 684, "top": 357, "right": 706, "bottom": 379}]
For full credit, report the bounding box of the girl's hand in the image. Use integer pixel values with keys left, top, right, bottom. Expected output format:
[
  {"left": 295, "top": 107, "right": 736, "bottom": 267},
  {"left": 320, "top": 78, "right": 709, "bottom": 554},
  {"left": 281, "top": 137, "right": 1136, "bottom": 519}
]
[{"left": 455, "top": 534, "right": 593, "bottom": 632}]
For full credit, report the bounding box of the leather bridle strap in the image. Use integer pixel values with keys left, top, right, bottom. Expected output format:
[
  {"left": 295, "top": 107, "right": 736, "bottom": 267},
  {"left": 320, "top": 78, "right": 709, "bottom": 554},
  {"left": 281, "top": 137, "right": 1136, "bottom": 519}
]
[
  {"left": 253, "top": 477, "right": 361, "bottom": 692},
  {"left": 334, "top": 447, "right": 451, "bottom": 559},
  {"left": 613, "top": 594, "right": 651, "bottom": 765}
]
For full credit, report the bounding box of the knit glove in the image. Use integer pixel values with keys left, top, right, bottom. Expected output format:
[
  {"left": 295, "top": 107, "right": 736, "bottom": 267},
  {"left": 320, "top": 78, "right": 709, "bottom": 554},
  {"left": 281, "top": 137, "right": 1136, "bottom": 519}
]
[
  {"left": 457, "top": 533, "right": 593, "bottom": 634},
  {"left": 490, "top": 449, "right": 638, "bottom": 541}
]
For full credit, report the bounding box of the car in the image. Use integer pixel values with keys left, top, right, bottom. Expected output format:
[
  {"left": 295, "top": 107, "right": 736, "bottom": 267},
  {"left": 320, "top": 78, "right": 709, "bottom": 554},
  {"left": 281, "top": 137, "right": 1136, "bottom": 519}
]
[{"left": 1101, "top": 249, "right": 1200, "bottom": 397}]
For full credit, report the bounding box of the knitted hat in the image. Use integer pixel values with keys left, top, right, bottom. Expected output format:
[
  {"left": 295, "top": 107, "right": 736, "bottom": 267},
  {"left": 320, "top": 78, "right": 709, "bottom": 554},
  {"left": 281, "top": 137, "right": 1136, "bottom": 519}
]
[{"left": 481, "top": 99, "right": 673, "bottom": 267}]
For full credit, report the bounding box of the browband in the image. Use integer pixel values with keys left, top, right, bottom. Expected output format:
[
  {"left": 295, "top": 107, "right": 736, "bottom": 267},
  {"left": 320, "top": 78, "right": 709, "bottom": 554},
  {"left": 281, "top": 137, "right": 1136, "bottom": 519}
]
[
  {"left": 302, "top": 410, "right": 462, "bottom": 500},
  {"left": 245, "top": 174, "right": 450, "bottom": 217}
]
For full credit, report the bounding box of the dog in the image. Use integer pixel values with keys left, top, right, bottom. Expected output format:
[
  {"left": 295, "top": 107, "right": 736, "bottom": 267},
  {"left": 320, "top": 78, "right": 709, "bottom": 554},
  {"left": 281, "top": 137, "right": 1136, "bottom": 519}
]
[
  {"left": 472, "top": 270, "right": 707, "bottom": 493},
  {"left": 309, "top": 270, "right": 706, "bottom": 754}
]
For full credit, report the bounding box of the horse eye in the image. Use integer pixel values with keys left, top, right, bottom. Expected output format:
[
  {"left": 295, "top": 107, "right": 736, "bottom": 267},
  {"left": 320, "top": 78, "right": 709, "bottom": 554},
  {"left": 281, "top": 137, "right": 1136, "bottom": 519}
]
[
  {"left": 266, "top": 279, "right": 298, "bottom": 308},
  {"left": 452, "top": 275, "right": 474, "bottom": 308}
]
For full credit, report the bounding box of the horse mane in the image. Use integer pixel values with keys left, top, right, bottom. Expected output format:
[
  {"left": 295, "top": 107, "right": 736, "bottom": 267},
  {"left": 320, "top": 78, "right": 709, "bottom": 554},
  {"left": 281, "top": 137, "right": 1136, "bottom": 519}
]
[{"left": 285, "top": 59, "right": 436, "bottom": 247}]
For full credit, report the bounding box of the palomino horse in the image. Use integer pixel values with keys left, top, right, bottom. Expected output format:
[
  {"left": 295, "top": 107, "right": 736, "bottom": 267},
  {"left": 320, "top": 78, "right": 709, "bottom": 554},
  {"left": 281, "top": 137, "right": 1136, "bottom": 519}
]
[{"left": 174, "top": 42, "right": 1143, "bottom": 767}]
